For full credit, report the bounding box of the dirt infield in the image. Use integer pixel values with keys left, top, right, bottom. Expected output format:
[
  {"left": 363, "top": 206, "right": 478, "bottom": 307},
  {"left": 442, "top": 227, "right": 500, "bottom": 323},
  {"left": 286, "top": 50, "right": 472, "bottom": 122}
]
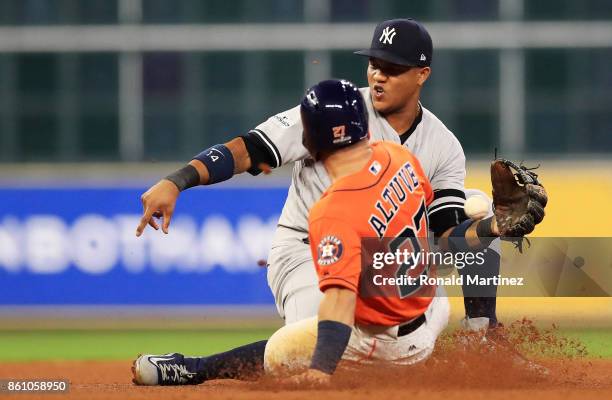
[
  {"left": 1, "top": 356, "right": 611, "bottom": 400},
  {"left": 2, "top": 321, "right": 611, "bottom": 400}
]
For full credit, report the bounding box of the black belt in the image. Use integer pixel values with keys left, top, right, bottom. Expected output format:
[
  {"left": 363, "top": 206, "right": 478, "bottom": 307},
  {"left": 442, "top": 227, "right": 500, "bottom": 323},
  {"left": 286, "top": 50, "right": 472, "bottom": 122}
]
[{"left": 397, "top": 314, "right": 426, "bottom": 337}]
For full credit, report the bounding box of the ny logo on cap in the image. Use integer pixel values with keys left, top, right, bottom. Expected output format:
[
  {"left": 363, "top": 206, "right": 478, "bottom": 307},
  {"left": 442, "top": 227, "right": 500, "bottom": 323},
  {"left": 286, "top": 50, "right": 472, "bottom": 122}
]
[{"left": 379, "top": 27, "right": 397, "bottom": 45}]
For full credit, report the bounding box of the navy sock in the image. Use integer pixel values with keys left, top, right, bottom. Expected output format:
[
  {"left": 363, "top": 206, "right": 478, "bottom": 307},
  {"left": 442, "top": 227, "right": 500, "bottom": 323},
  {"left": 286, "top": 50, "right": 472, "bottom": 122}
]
[
  {"left": 459, "top": 246, "right": 500, "bottom": 327},
  {"left": 463, "top": 297, "right": 498, "bottom": 327},
  {"left": 183, "top": 340, "right": 267, "bottom": 383}
]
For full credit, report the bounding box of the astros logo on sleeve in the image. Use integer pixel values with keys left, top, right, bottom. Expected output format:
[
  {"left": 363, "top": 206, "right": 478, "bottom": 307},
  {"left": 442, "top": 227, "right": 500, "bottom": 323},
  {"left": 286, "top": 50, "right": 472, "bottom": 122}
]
[{"left": 317, "top": 235, "right": 344, "bottom": 266}]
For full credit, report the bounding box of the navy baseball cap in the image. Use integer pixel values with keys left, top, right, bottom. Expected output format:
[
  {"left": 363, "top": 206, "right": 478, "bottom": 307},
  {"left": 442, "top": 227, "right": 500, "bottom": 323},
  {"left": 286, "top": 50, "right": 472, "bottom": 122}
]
[{"left": 355, "top": 18, "right": 433, "bottom": 67}]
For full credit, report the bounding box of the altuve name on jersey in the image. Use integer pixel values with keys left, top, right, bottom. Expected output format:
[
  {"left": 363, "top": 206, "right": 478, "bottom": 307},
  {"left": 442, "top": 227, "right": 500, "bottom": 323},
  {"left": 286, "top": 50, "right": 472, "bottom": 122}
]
[{"left": 368, "top": 162, "right": 421, "bottom": 238}]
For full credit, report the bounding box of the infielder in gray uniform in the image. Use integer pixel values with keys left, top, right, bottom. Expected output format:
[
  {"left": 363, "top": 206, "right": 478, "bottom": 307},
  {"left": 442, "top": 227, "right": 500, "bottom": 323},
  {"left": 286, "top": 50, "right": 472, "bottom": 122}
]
[{"left": 133, "top": 19, "right": 517, "bottom": 384}]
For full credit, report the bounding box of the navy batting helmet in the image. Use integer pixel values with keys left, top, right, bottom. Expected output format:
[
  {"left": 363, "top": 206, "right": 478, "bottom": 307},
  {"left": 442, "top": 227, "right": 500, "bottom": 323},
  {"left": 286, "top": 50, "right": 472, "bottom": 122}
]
[{"left": 301, "top": 79, "right": 369, "bottom": 160}]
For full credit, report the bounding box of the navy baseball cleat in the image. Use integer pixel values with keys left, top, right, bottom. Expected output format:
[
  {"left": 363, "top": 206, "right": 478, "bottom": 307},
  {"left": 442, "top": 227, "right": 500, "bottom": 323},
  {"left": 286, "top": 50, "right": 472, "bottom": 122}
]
[{"left": 132, "top": 353, "right": 199, "bottom": 385}]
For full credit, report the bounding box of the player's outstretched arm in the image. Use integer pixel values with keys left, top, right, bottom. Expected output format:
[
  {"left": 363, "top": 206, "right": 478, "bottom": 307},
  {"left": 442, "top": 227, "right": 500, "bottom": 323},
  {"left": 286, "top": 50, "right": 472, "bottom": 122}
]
[
  {"left": 187, "top": 137, "right": 253, "bottom": 185},
  {"left": 437, "top": 158, "right": 548, "bottom": 250},
  {"left": 317, "top": 287, "right": 356, "bottom": 327},
  {"left": 135, "top": 137, "right": 252, "bottom": 237},
  {"left": 437, "top": 216, "right": 499, "bottom": 251},
  {"left": 290, "top": 287, "right": 356, "bottom": 385}
]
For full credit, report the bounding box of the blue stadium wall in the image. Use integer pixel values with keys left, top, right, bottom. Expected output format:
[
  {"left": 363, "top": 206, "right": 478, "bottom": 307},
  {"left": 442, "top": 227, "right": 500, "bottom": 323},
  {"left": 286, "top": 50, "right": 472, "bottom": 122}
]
[{"left": 0, "top": 186, "right": 288, "bottom": 305}]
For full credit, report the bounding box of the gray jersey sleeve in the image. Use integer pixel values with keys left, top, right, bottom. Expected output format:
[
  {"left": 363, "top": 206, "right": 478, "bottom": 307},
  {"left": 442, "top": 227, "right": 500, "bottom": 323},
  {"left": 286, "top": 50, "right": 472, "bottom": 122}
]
[
  {"left": 248, "top": 105, "right": 308, "bottom": 168},
  {"left": 427, "top": 135, "right": 468, "bottom": 235},
  {"left": 430, "top": 135, "right": 466, "bottom": 193}
]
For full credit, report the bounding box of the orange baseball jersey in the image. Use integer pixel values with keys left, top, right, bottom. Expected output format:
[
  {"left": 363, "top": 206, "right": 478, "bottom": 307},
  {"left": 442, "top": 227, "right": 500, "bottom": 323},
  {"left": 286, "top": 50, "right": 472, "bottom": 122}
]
[{"left": 308, "top": 141, "right": 434, "bottom": 326}]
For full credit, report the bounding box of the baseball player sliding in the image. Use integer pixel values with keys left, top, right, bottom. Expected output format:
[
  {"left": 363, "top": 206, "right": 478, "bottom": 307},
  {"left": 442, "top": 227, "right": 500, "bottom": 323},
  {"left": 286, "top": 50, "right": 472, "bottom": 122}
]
[
  {"left": 134, "top": 79, "right": 449, "bottom": 385},
  {"left": 133, "top": 18, "right": 547, "bottom": 385}
]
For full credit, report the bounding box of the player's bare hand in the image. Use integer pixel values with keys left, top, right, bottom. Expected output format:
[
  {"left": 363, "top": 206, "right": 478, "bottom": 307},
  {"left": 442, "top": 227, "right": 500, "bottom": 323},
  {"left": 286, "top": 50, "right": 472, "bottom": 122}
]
[
  {"left": 285, "top": 369, "right": 331, "bottom": 386},
  {"left": 136, "top": 179, "right": 179, "bottom": 237}
]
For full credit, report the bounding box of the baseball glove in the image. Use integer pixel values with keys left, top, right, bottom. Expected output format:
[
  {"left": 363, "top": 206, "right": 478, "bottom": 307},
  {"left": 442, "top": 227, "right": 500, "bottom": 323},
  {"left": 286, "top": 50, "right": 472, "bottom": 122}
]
[{"left": 491, "top": 159, "right": 548, "bottom": 238}]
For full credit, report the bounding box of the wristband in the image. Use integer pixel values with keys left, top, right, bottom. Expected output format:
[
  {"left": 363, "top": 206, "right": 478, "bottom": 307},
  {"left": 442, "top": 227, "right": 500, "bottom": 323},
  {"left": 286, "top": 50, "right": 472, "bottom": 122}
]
[
  {"left": 448, "top": 219, "right": 473, "bottom": 252},
  {"left": 193, "top": 144, "right": 235, "bottom": 184},
  {"left": 476, "top": 216, "right": 496, "bottom": 247},
  {"left": 310, "top": 320, "right": 352, "bottom": 375},
  {"left": 476, "top": 216, "right": 495, "bottom": 238},
  {"left": 164, "top": 164, "right": 200, "bottom": 192}
]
